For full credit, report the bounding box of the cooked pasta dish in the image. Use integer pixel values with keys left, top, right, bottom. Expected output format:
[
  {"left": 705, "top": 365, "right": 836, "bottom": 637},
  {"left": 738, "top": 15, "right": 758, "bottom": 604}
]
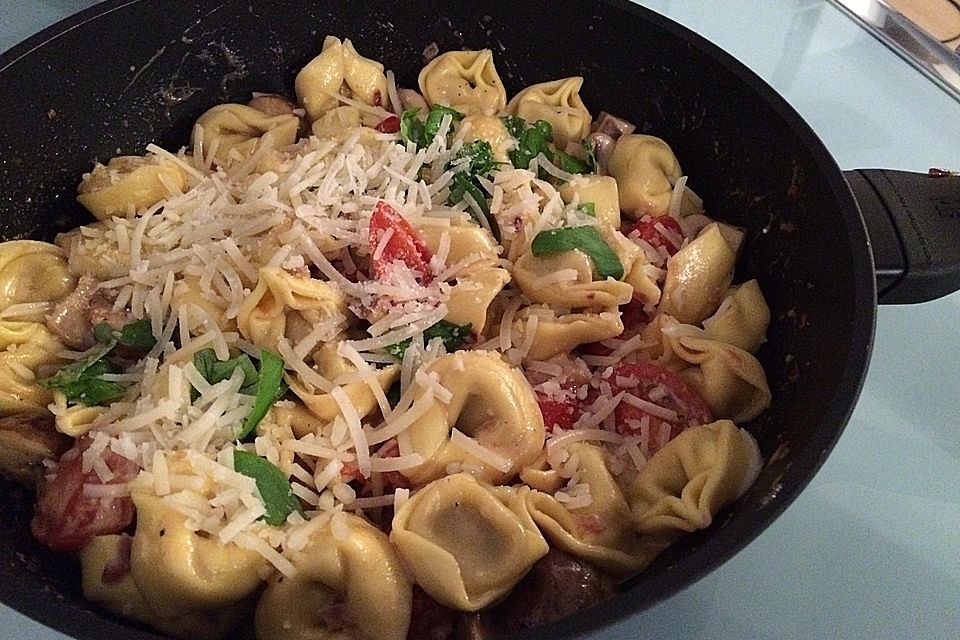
[{"left": 0, "top": 37, "right": 771, "bottom": 639}]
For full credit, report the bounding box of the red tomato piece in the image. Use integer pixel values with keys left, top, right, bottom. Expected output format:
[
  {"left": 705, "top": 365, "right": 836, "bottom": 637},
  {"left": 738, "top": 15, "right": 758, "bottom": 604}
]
[
  {"left": 620, "top": 298, "right": 652, "bottom": 330},
  {"left": 605, "top": 360, "right": 713, "bottom": 456},
  {"left": 535, "top": 378, "right": 591, "bottom": 432},
  {"left": 369, "top": 201, "right": 434, "bottom": 283},
  {"left": 536, "top": 393, "right": 581, "bottom": 431},
  {"left": 341, "top": 439, "right": 409, "bottom": 491},
  {"left": 627, "top": 215, "right": 684, "bottom": 256},
  {"left": 31, "top": 438, "right": 139, "bottom": 552},
  {"left": 375, "top": 115, "right": 400, "bottom": 133}
]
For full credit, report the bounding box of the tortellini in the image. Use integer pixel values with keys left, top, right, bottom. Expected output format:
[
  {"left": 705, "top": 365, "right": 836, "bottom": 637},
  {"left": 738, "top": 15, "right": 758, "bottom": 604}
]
[
  {"left": 418, "top": 49, "right": 507, "bottom": 114},
  {"left": 192, "top": 104, "right": 299, "bottom": 167},
  {"left": 639, "top": 315, "right": 771, "bottom": 422},
  {"left": 418, "top": 224, "right": 510, "bottom": 335},
  {"left": 400, "top": 352, "right": 545, "bottom": 486},
  {"left": 391, "top": 473, "right": 548, "bottom": 611},
  {"left": 511, "top": 308, "right": 623, "bottom": 361},
  {"left": 55, "top": 224, "right": 130, "bottom": 280},
  {"left": 702, "top": 279, "right": 770, "bottom": 354},
  {"left": 660, "top": 223, "right": 736, "bottom": 325},
  {"left": 129, "top": 489, "right": 268, "bottom": 619},
  {"left": 77, "top": 155, "right": 188, "bottom": 221},
  {"left": 80, "top": 535, "right": 246, "bottom": 640},
  {"left": 627, "top": 420, "right": 763, "bottom": 540},
  {"left": 0, "top": 321, "right": 66, "bottom": 414},
  {"left": 311, "top": 105, "right": 383, "bottom": 141},
  {"left": 506, "top": 77, "right": 592, "bottom": 148},
  {"left": 459, "top": 113, "right": 513, "bottom": 163},
  {"left": 295, "top": 36, "right": 388, "bottom": 121},
  {"left": 237, "top": 267, "right": 349, "bottom": 352},
  {"left": 523, "top": 443, "right": 657, "bottom": 576},
  {"left": 671, "top": 335, "right": 772, "bottom": 422},
  {"left": 287, "top": 333, "right": 399, "bottom": 424},
  {"left": 513, "top": 250, "right": 633, "bottom": 310},
  {"left": 256, "top": 514, "right": 411, "bottom": 640},
  {"left": 601, "top": 227, "right": 662, "bottom": 306},
  {"left": 558, "top": 175, "right": 622, "bottom": 229},
  {"left": 607, "top": 134, "right": 682, "bottom": 219},
  {"left": 0, "top": 241, "right": 75, "bottom": 320},
  {"left": 53, "top": 399, "right": 106, "bottom": 438}
]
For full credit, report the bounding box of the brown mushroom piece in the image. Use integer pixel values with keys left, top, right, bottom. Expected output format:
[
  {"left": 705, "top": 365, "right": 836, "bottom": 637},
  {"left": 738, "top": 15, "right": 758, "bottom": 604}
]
[
  {"left": 0, "top": 413, "right": 72, "bottom": 487},
  {"left": 586, "top": 132, "right": 616, "bottom": 175},
  {"left": 453, "top": 548, "right": 617, "bottom": 640},
  {"left": 398, "top": 88, "right": 429, "bottom": 114},
  {"left": 247, "top": 93, "right": 308, "bottom": 137}
]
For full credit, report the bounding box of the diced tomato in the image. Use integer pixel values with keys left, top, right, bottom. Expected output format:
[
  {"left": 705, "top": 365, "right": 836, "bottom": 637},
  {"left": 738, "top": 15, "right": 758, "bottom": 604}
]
[
  {"left": 31, "top": 438, "right": 139, "bottom": 552},
  {"left": 375, "top": 115, "right": 400, "bottom": 133},
  {"left": 340, "top": 438, "right": 409, "bottom": 491},
  {"left": 536, "top": 392, "right": 581, "bottom": 431},
  {"left": 605, "top": 360, "right": 713, "bottom": 456},
  {"left": 368, "top": 201, "right": 434, "bottom": 283},
  {"left": 534, "top": 377, "right": 591, "bottom": 432},
  {"left": 621, "top": 298, "right": 652, "bottom": 330},
  {"left": 626, "top": 214, "right": 684, "bottom": 256}
]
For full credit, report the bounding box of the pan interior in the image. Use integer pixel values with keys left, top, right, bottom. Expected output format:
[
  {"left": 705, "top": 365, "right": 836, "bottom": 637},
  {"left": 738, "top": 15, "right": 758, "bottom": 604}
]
[{"left": 0, "top": 1, "right": 875, "bottom": 638}]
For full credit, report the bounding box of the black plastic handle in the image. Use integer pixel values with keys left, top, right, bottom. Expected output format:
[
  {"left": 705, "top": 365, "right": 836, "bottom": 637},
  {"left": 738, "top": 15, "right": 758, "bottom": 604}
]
[{"left": 844, "top": 169, "right": 960, "bottom": 304}]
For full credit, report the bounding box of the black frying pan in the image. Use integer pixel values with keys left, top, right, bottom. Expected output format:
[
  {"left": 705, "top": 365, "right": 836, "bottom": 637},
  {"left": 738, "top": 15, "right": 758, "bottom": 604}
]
[{"left": 0, "top": 1, "right": 958, "bottom": 639}]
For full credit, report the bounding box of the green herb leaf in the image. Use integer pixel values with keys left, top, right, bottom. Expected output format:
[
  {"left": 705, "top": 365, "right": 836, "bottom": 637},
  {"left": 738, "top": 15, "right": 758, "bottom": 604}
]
[
  {"left": 40, "top": 342, "right": 125, "bottom": 406},
  {"left": 553, "top": 150, "right": 592, "bottom": 176},
  {"left": 118, "top": 319, "right": 157, "bottom": 350},
  {"left": 93, "top": 323, "right": 116, "bottom": 345},
  {"left": 453, "top": 140, "right": 499, "bottom": 177},
  {"left": 581, "top": 139, "right": 599, "bottom": 174},
  {"left": 509, "top": 119, "right": 554, "bottom": 171},
  {"left": 93, "top": 318, "right": 156, "bottom": 350},
  {"left": 233, "top": 450, "right": 304, "bottom": 526},
  {"left": 238, "top": 349, "right": 288, "bottom": 440},
  {"left": 577, "top": 202, "right": 597, "bottom": 217},
  {"left": 399, "top": 108, "right": 425, "bottom": 147},
  {"left": 449, "top": 172, "right": 495, "bottom": 233},
  {"left": 385, "top": 320, "right": 473, "bottom": 360},
  {"left": 502, "top": 115, "right": 526, "bottom": 140},
  {"left": 531, "top": 226, "right": 625, "bottom": 280},
  {"left": 422, "top": 104, "right": 464, "bottom": 147},
  {"left": 193, "top": 348, "right": 260, "bottom": 397}
]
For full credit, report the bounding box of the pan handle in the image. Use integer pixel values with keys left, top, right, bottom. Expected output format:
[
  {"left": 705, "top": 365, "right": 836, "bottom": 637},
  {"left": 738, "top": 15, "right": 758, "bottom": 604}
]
[{"left": 844, "top": 169, "right": 960, "bottom": 305}]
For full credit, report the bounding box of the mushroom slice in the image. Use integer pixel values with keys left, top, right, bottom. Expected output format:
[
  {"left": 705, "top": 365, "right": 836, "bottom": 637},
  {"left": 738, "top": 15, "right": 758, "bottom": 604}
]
[{"left": 0, "top": 413, "right": 71, "bottom": 486}]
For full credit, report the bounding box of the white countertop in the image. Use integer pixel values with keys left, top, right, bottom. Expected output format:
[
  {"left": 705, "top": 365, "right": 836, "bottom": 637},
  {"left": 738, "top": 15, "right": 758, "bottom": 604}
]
[{"left": 1, "top": 1, "right": 959, "bottom": 639}]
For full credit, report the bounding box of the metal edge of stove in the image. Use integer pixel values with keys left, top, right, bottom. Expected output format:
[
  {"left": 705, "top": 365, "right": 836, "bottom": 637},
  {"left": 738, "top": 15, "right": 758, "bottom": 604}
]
[{"left": 831, "top": 0, "right": 960, "bottom": 103}]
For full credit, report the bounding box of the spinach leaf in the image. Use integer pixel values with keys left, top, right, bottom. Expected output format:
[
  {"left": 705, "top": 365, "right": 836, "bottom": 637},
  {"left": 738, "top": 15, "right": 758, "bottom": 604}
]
[
  {"left": 508, "top": 119, "right": 554, "bottom": 171},
  {"left": 233, "top": 450, "right": 304, "bottom": 526},
  {"left": 237, "top": 350, "right": 288, "bottom": 440},
  {"left": 385, "top": 320, "right": 473, "bottom": 360},
  {"left": 531, "top": 226, "right": 624, "bottom": 280},
  {"left": 422, "top": 105, "right": 464, "bottom": 147},
  {"left": 399, "top": 108, "right": 425, "bottom": 147},
  {"left": 41, "top": 318, "right": 157, "bottom": 407},
  {"left": 193, "top": 349, "right": 260, "bottom": 396}
]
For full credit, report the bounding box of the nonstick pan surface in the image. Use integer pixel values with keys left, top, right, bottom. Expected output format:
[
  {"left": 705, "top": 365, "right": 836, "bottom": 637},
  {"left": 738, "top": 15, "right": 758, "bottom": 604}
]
[{"left": 0, "top": 1, "right": 880, "bottom": 639}]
